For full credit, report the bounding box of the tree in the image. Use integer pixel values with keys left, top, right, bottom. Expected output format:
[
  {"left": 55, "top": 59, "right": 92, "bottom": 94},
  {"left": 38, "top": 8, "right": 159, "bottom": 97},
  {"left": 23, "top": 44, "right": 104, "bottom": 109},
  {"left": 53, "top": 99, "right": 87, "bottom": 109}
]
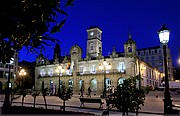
[
  {"left": 16, "top": 88, "right": 28, "bottom": 107},
  {"left": 0, "top": 0, "right": 74, "bottom": 107},
  {"left": 106, "top": 76, "right": 149, "bottom": 116},
  {"left": 42, "top": 88, "right": 48, "bottom": 109},
  {"left": 31, "top": 91, "right": 40, "bottom": 108},
  {"left": 0, "top": 0, "right": 74, "bottom": 54},
  {"left": 59, "top": 84, "right": 73, "bottom": 112}
]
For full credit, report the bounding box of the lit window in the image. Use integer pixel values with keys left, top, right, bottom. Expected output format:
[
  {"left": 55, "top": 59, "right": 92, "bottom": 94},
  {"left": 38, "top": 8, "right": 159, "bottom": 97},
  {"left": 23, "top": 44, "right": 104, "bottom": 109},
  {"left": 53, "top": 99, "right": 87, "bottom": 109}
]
[
  {"left": 41, "top": 69, "right": 45, "bottom": 77},
  {"left": 90, "top": 43, "right": 93, "bottom": 50},
  {"left": 119, "top": 62, "right": 125, "bottom": 72},
  {"left": 91, "top": 65, "right": 96, "bottom": 74},
  {"left": 79, "top": 66, "right": 83, "bottom": 74},
  {"left": 49, "top": 69, "right": 53, "bottom": 76}
]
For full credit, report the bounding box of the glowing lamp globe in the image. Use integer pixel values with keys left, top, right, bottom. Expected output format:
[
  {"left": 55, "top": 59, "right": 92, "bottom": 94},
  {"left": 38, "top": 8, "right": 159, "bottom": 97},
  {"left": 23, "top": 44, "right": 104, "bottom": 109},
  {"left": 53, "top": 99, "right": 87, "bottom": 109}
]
[{"left": 158, "top": 25, "right": 170, "bottom": 44}]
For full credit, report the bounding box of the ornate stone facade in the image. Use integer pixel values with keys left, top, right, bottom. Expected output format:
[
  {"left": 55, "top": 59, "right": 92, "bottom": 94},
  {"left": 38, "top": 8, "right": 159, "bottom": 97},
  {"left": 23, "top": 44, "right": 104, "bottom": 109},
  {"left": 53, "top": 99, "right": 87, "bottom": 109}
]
[{"left": 35, "top": 26, "right": 163, "bottom": 95}]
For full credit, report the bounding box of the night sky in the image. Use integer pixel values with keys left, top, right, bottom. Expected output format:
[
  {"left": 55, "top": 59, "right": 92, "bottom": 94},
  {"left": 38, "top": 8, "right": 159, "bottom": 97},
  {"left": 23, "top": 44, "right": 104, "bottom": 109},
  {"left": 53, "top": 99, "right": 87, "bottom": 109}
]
[{"left": 19, "top": 0, "right": 180, "bottom": 67}]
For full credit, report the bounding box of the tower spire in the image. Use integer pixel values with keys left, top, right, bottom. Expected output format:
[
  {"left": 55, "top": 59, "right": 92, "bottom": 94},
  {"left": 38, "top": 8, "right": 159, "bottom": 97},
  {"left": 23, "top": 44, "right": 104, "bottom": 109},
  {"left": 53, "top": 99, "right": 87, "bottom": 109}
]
[{"left": 128, "top": 27, "right": 132, "bottom": 40}]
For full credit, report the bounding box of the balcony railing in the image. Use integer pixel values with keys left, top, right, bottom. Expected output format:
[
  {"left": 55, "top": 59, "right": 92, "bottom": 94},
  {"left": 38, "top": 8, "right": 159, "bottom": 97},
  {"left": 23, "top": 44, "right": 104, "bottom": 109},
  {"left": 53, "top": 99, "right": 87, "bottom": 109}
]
[{"left": 38, "top": 69, "right": 126, "bottom": 78}]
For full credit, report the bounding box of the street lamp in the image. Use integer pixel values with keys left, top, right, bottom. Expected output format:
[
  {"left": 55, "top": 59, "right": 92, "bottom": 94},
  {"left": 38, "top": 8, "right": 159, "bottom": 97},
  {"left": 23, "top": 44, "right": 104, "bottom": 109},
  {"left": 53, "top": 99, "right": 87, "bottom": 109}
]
[
  {"left": 19, "top": 69, "right": 27, "bottom": 91},
  {"left": 158, "top": 25, "right": 172, "bottom": 114},
  {"left": 55, "top": 65, "right": 64, "bottom": 96},
  {"left": 99, "top": 59, "right": 111, "bottom": 98}
]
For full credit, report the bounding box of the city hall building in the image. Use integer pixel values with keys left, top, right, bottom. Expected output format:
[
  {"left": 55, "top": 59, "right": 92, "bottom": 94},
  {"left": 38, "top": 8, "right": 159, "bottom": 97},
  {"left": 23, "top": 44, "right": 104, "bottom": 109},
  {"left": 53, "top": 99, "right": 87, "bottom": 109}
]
[{"left": 35, "top": 26, "right": 163, "bottom": 95}]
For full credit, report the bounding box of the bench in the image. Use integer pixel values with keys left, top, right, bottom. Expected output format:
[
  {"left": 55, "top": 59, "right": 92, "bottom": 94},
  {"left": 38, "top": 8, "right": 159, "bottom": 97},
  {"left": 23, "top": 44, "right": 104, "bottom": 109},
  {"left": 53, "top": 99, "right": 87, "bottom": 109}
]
[
  {"left": 105, "top": 98, "right": 119, "bottom": 109},
  {"left": 79, "top": 98, "right": 104, "bottom": 108}
]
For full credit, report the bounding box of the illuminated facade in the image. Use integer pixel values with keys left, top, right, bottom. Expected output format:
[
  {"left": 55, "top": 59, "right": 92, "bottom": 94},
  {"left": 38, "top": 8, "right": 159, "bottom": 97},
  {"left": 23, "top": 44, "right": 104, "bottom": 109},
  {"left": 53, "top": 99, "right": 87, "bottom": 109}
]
[
  {"left": 136, "top": 46, "right": 173, "bottom": 80},
  {"left": 35, "top": 26, "right": 163, "bottom": 94}
]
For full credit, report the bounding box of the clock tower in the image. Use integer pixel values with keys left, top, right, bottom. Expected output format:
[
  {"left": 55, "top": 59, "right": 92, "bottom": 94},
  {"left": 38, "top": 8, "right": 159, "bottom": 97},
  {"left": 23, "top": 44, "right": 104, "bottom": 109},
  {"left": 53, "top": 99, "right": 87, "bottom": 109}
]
[
  {"left": 86, "top": 26, "right": 102, "bottom": 58},
  {"left": 124, "top": 30, "right": 136, "bottom": 57}
]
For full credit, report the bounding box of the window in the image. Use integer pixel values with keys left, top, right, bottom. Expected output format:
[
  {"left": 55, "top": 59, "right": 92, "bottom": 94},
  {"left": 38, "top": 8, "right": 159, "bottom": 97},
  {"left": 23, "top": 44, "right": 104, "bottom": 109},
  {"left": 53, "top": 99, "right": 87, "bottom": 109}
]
[
  {"left": 151, "top": 50, "right": 154, "bottom": 54},
  {"left": 141, "top": 57, "right": 144, "bottom": 61},
  {"left": 90, "top": 43, "right": 93, "bottom": 50},
  {"left": 99, "top": 44, "right": 102, "bottom": 53},
  {"left": 91, "top": 65, "right": 96, "bottom": 73},
  {"left": 159, "top": 49, "right": 162, "bottom": 54},
  {"left": 146, "top": 57, "right": 149, "bottom": 61},
  {"left": 41, "top": 69, "right": 45, "bottom": 77},
  {"left": 42, "top": 59, "right": 45, "bottom": 64},
  {"left": 159, "top": 55, "right": 163, "bottom": 60},
  {"left": 159, "top": 62, "right": 163, "bottom": 66},
  {"left": 49, "top": 69, "right": 53, "bottom": 76},
  {"left": 152, "top": 62, "right": 155, "bottom": 67},
  {"left": 138, "top": 51, "right": 140, "bottom": 55},
  {"left": 145, "top": 50, "right": 149, "bottom": 55},
  {"left": 155, "top": 49, "right": 157, "bottom": 53},
  {"left": 79, "top": 66, "right": 83, "bottom": 74},
  {"left": 151, "top": 56, "right": 155, "bottom": 61},
  {"left": 119, "top": 62, "right": 125, "bottom": 72}
]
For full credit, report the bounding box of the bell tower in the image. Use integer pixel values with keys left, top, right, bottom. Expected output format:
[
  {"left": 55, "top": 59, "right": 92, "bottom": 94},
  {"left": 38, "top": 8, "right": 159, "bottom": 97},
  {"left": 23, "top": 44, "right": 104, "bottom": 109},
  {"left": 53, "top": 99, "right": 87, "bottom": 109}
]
[
  {"left": 124, "top": 30, "right": 136, "bottom": 57},
  {"left": 86, "top": 26, "right": 102, "bottom": 58}
]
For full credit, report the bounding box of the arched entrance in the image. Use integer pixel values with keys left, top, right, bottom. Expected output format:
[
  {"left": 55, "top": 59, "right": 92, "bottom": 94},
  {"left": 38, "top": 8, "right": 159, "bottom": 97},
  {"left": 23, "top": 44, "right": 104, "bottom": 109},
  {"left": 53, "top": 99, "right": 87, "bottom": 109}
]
[
  {"left": 68, "top": 79, "right": 73, "bottom": 88},
  {"left": 79, "top": 80, "right": 84, "bottom": 91},
  {"left": 118, "top": 77, "right": 125, "bottom": 86},
  {"left": 106, "top": 78, "right": 111, "bottom": 88},
  {"left": 90, "top": 79, "right": 97, "bottom": 92}
]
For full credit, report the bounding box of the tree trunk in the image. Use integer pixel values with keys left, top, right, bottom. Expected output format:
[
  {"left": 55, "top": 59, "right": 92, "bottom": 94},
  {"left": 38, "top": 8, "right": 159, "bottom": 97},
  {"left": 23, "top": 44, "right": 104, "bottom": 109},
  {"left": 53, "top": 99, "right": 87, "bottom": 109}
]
[
  {"left": 33, "top": 96, "right": 36, "bottom": 107},
  {"left": 43, "top": 96, "right": 47, "bottom": 109},
  {"left": 22, "top": 96, "right": 24, "bottom": 106},
  {"left": 63, "top": 100, "right": 65, "bottom": 112},
  {"left": 136, "top": 108, "right": 139, "bottom": 116}
]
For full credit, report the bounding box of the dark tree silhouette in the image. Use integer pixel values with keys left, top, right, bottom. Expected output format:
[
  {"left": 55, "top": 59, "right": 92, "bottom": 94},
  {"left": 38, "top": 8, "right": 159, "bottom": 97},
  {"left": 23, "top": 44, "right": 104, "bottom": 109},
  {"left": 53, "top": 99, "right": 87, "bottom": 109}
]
[
  {"left": 0, "top": 0, "right": 74, "bottom": 107},
  {"left": 106, "top": 76, "right": 150, "bottom": 116},
  {"left": 59, "top": 85, "right": 73, "bottom": 112}
]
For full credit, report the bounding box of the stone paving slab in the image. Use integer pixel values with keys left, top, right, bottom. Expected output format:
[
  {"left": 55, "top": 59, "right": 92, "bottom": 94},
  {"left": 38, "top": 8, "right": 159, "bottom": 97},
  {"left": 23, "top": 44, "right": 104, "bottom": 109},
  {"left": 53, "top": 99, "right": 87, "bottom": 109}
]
[{"left": 0, "top": 90, "right": 179, "bottom": 115}]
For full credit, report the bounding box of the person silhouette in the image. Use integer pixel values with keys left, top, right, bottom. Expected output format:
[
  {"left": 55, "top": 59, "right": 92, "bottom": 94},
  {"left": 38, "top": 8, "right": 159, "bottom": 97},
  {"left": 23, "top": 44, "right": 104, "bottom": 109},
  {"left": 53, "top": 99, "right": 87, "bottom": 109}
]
[
  {"left": 80, "top": 87, "right": 84, "bottom": 97},
  {"left": 87, "top": 87, "right": 91, "bottom": 97}
]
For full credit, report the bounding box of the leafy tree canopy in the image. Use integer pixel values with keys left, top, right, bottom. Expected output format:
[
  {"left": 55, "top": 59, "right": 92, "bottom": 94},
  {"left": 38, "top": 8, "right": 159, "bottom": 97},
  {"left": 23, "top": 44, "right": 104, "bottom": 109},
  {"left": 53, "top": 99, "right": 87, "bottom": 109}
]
[{"left": 0, "top": 0, "right": 74, "bottom": 63}]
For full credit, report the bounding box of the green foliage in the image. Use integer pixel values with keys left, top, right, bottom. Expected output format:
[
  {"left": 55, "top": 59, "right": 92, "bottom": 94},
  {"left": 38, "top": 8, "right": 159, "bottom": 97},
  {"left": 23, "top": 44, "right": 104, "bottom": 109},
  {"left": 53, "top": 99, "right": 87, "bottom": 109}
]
[
  {"left": 0, "top": 0, "right": 74, "bottom": 63},
  {"left": 58, "top": 85, "right": 73, "bottom": 111},
  {"left": 59, "top": 85, "right": 73, "bottom": 101},
  {"left": 107, "top": 76, "right": 149, "bottom": 115}
]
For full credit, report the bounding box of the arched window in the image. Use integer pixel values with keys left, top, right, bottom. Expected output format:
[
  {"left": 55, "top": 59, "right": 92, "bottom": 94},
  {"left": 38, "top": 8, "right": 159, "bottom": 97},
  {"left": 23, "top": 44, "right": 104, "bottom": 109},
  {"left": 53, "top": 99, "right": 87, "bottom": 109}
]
[
  {"left": 118, "top": 77, "right": 125, "bottom": 86},
  {"left": 79, "top": 80, "right": 84, "bottom": 91},
  {"left": 69, "top": 80, "right": 73, "bottom": 87},
  {"left": 90, "top": 43, "right": 94, "bottom": 50},
  {"left": 90, "top": 79, "right": 97, "bottom": 92}
]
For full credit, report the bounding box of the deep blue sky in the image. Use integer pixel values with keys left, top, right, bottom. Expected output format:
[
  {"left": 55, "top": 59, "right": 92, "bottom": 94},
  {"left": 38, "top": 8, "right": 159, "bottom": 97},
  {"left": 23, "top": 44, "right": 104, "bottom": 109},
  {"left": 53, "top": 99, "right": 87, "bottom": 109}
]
[{"left": 19, "top": 0, "right": 180, "bottom": 67}]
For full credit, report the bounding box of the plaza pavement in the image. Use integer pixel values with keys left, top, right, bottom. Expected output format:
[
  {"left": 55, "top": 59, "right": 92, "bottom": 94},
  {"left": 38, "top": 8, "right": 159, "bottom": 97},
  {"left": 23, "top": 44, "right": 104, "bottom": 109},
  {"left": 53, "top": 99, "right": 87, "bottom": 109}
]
[{"left": 0, "top": 90, "right": 179, "bottom": 116}]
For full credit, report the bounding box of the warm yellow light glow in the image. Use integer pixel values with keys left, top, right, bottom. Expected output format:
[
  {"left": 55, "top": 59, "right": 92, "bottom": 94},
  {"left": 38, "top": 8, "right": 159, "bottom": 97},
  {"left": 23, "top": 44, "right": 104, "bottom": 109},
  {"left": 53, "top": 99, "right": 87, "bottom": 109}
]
[
  {"left": 99, "top": 64, "right": 103, "bottom": 70},
  {"left": 107, "top": 63, "right": 111, "bottom": 70},
  {"left": 61, "top": 67, "right": 65, "bottom": 73},
  {"left": 19, "top": 69, "right": 26, "bottom": 76},
  {"left": 55, "top": 68, "right": 59, "bottom": 73},
  {"left": 56, "top": 65, "right": 64, "bottom": 74}
]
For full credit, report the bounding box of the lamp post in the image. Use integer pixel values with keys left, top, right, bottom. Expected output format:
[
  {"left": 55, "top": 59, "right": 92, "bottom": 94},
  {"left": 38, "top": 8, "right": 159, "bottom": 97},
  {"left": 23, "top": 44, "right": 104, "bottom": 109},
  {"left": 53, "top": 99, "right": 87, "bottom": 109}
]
[
  {"left": 158, "top": 25, "right": 172, "bottom": 114},
  {"left": 3, "top": 58, "right": 14, "bottom": 107},
  {"left": 19, "top": 69, "right": 27, "bottom": 91},
  {"left": 99, "top": 59, "right": 111, "bottom": 98},
  {"left": 56, "top": 65, "right": 64, "bottom": 97}
]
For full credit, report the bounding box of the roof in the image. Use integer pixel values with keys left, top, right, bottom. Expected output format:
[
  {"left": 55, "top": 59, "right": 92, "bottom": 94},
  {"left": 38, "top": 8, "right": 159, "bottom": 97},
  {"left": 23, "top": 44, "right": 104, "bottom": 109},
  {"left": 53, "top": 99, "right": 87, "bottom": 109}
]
[{"left": 137, "top": 46, "right": 160, "bottom": 51}]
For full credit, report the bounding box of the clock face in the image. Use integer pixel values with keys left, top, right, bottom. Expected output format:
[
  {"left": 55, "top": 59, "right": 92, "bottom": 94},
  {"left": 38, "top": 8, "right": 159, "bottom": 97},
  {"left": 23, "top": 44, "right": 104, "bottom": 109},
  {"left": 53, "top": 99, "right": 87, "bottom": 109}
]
[{"left": 90, "top": 32, "right": 94, "bottom": 36}]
